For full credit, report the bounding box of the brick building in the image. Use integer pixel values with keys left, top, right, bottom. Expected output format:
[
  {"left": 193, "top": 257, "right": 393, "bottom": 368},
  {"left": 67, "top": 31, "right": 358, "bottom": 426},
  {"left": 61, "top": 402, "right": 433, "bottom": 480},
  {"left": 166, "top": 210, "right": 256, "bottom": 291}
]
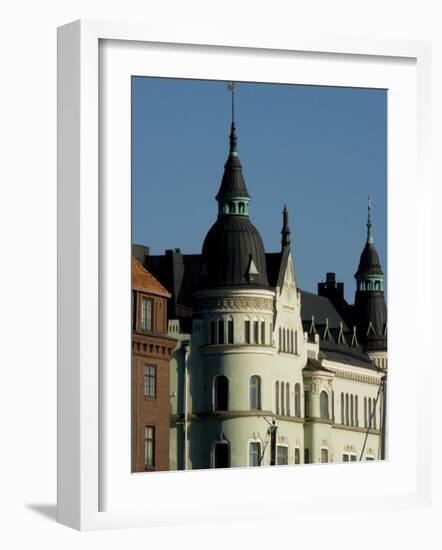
[{"left": 132, "top": 257, "right": 176, "bottom": 472}]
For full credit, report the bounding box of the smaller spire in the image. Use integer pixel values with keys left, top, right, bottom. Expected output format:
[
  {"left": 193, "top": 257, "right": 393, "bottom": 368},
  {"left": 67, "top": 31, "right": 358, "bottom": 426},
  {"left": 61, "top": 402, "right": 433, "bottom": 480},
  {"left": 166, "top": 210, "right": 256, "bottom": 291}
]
[
  {"left": 281, "top": 205, "right": 291, "bottom": 248},
  {"left": 367, "top": 196, "right": 374, "bottom": 245},
  {"left": 227, "top": 82, "right": 238, "bottom": 156}
]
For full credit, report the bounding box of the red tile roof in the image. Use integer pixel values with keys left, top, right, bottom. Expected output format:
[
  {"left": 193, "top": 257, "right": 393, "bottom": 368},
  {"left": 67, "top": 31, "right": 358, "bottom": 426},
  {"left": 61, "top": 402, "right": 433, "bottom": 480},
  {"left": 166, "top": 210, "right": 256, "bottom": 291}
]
[{"left": 132, "top": 257, "right": 171, "bottom": 298}]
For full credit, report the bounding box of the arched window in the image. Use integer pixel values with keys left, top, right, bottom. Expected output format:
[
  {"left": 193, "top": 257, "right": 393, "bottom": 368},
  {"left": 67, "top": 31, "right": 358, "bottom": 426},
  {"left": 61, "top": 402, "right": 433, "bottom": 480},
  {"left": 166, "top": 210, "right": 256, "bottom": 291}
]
[
  {"left": 278, "top": 327, "right": 282, "bottom": 351},
  {"left": 244, "top": 318, "right": 251, "bottom": 344},
  {"left": 283, "top": 328, "right": 286, "bottom": 352},
  {"left": 275, "top": 381, "right": 280, "bottom": 414},
  {"left": 295, "top": 331, "right": 298, "bottom": 354},
  {"left": 320, "top": 391, "right": 329, "bottom": 419},
  {"left": 250, "top": 375, "right": 261, "bottom": 410},
  {"left": 286, "top": 383, "right": 290, "bottom": 416},
  {"left": 341, "top": 392, "right": 344, "bottom": 424},
  {"left": 345, "top": 393, "right": 349, "bottom": 425},
  {"left": 260, "top": 320, "right": 265, "bottom": 345},
  {"left": 375, "top": 281, "right": 380, "bottom": 290},
  {"left": 350, "top": 394, "right": 354, "bottom": 426},
  {"left": 290, "top": 330, "right": 294, "bottom": 353},
  {"left": 294, "top": 383, "right": 301, "bottom": 417},
  {"left": 280, "top": 381, "right": 285, "bottom": 415},
  {"left": 228, "top": 202, "right": 236, "bottom": 214},
  {"left": 253, "top": 319, "right": 259, "bottom": 344},
  {"left": 227, "top": 317, "right": 234, "bottom": 344},
  {"left": 218, "top": 319, "right": 224, "bottom": 344},
  {"left": 355, "top": 395, "right": 359, "bottom": 426},
  {"left": 373, "top": 400, "right": 377, "bottom": 429},
  {"left": 238, "top": 202, "right": 245, "bottom": 214},
  {"left": 213, "top": 441, "right": 230, "bottom": 468},
  {"left": 214, "top": 375, "right": 228, "bottom": 411},
  {"left": 368, "top": 397, "right": 372, "bottom": 428}
]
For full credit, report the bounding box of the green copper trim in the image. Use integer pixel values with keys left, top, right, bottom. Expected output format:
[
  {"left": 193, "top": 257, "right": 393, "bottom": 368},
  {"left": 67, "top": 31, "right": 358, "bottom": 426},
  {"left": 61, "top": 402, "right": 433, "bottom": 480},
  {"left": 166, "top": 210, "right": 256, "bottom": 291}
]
[{"left": 218, "top": 195, "right": 250, "bottom": 216}]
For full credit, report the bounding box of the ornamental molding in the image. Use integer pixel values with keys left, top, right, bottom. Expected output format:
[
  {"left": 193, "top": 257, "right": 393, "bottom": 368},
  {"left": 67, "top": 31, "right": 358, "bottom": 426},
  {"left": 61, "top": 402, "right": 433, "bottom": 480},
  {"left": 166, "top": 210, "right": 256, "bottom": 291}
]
[
  {"left": 322, "top": 365, "right": 381, "bottom": 385},
  {"left": 196, "top": 295, "right": 274, "bottom": 312}
]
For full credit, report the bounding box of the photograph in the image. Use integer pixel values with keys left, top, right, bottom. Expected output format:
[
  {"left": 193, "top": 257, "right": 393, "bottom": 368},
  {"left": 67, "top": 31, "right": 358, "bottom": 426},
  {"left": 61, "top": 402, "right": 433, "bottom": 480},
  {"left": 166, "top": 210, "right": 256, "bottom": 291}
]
[{"left": 130, "top": 77, "right": 388, "bottom": 472}]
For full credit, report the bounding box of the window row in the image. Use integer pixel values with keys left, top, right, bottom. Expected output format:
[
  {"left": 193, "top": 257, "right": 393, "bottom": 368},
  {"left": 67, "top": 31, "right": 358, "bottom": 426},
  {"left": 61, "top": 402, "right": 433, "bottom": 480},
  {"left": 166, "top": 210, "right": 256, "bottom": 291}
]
[
  {"left": 340, "top": 392, "right": 359, "bottom": 427},
  {"left": 278, "top": 327, "right": 298, "bottom": 354},
  {"left": 213, "top": 441, "right": 303, "bottom": 468},
  {"left": 210, "top": 319, "right": 234, "bottom": 345},
  {"left": 213, "top": 375, "right": 262, "bottom": 411},
  {"left": 373, "top": 357, "right": 387, "bottom": 369},
  {"left": 339, "top": 393, "right": 378, "bottom": 429},
  {"left": 275, "top": 381, "right": 301, "bottom": 417},
  {"left": 209, "top": 318, "right": 271, "bottom": 346}
]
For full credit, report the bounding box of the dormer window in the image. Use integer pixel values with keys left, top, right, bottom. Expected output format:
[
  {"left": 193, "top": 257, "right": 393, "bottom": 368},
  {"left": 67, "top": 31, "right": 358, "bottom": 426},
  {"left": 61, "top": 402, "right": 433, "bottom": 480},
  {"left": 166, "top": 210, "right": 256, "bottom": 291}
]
[{"left": 140, "top": 296, "right": 152, "bottom": 332}]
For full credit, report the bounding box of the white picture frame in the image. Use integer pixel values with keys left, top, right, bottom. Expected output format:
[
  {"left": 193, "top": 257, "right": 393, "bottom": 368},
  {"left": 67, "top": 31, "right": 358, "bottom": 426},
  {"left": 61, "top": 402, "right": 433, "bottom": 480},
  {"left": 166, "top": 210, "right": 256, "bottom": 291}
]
[{"left": 57, "top": 19, "right": 434, "bottom": 531}]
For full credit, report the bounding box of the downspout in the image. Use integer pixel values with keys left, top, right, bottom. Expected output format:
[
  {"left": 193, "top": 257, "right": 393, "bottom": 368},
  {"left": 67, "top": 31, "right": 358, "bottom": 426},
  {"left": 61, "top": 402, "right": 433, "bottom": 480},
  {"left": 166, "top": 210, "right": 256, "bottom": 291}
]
[
  {"left": 380, "top": 372, "right": 387, "bottom": 460},
  {"left": 182, "top": 341, "right": 190, "bottom": 470}
]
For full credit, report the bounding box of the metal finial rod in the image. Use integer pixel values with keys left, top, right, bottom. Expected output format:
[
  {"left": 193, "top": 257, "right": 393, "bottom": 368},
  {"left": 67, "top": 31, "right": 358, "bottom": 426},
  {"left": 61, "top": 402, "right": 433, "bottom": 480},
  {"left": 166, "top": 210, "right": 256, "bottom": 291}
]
[
  {"left": 367, "top": 196, "right": 374, "bottom": 245},
  {"left": 227, "top": 81, "right": 235, "bottom": 124}
]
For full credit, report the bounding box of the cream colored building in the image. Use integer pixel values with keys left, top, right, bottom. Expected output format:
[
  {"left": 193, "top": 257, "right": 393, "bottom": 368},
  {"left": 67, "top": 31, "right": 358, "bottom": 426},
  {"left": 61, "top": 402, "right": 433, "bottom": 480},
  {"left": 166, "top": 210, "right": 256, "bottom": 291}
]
[{"left": 138, "top": 119, "right": 387, "bottom": 470}]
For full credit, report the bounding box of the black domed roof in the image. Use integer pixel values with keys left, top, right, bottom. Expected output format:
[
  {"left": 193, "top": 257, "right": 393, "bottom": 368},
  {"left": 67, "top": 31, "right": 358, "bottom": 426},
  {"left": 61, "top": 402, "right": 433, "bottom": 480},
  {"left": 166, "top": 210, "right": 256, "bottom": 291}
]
[
  {"left": 199, "top": 215, "right": 269, "bottom": 289},
  {"left": 355, "top": 242, "right": 384, "bottom": 278}
]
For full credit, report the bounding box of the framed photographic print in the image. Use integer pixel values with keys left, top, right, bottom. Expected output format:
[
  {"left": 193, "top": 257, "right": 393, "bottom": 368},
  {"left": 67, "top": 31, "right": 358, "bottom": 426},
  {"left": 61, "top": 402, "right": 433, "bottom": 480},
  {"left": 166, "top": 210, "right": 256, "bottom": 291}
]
[{"left": 57, "top": 19, "right": 433, "bottom": 531}]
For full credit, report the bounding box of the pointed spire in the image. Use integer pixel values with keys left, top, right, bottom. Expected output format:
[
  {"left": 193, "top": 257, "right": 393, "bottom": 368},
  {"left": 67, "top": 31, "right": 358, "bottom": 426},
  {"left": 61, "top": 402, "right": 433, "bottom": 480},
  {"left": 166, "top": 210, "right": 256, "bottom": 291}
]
[
  {"left": 229, "top": 122, "right": 238, "bottom": 155},
  {"left": 281, "top": 205, "right": 291, "bottom": 248},
  {"left": 367, "top": 196, "right": 374, "bottom": 245},
  {"left": 227, "top": 82, "right": 238, "bottom": 156}
]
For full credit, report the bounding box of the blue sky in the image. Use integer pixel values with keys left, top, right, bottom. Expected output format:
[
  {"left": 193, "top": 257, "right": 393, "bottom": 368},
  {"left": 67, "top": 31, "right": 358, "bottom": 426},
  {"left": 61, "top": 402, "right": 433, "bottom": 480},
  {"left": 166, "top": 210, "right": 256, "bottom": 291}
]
[{"left": 132, "top": 77, "right": 387, "bottom": 302}]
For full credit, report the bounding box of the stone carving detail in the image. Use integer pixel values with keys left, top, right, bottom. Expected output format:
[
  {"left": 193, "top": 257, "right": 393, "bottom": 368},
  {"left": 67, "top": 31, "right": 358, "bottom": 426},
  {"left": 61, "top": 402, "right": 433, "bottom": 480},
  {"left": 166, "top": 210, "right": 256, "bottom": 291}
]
[{"left": 198, "top": 296, "right": 273, "bottom": 311}]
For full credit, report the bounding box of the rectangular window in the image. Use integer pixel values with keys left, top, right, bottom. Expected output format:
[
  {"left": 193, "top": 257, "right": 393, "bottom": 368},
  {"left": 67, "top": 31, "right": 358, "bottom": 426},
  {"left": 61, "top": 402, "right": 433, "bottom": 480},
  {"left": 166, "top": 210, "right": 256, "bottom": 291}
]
[
  {"left": 210, "top": 321, "right": 216, "bottom": 344},
  {"left": 304, "top": 448, "right": 310, "bottom": 464},
  {"left": 140, "top": 297, "right": 152, "bottom": 332},
  {"left": 341, "top": 392, "right": 344, "bottom": 424},
  {"left": 218, "top": 320, "right": 224, "bottom": 344},
  {"left": 304, "top": 391, "right": 310, "bottom": 417},
  {"left": 321, "top": 448, "right": 329, "bottom": 463},
  {"left": 227, "top": 319, "right": 234, "bottom": 344},
  {"left": 295, "top": 331, "right": 298, "bottom": 354},
  {"left": 144, "top": 365, "right": 156, "bottom": 398},
  {"left": 249, "top": 442, "right": 261, "bottom": 467},
  {"left": 294, "top": 447, "right": 300, "bottom": 464},
  {"left": 261, "top": 321, "right": 265, "bottom": 345},
  {"left": 144, "top": 426, "right": 155, "bottom": 468},
  {"left": 276, "top": 446, "right": 288, "bottom": 465},
  {"left": 343, "top": 453, "right": 349, "bottom": 462},
  {"left": 350, "top": 454, "right": 357, "bottom": 462},
  {"left": 355, "top": 395, "right": 359, "bottom": 426},
  {"left": 364, "top": 397, "right": 367, "bottom": 427},
  {"left": 244, "top": 320, "right": 250, "bottom": 344},
  {"left": 253, "top": 320, "right": 259, "bottom": 344}
]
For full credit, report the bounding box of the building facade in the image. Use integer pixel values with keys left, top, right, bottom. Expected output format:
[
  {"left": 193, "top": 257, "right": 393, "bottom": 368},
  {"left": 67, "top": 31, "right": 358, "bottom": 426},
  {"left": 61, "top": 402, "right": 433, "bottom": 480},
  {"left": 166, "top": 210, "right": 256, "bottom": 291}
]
[
  {"left": 131, "top": 257, "right": 176, "bottom": 472},
  {"left": 134, "top": 117, "right": 387, "bottom": 470}
]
